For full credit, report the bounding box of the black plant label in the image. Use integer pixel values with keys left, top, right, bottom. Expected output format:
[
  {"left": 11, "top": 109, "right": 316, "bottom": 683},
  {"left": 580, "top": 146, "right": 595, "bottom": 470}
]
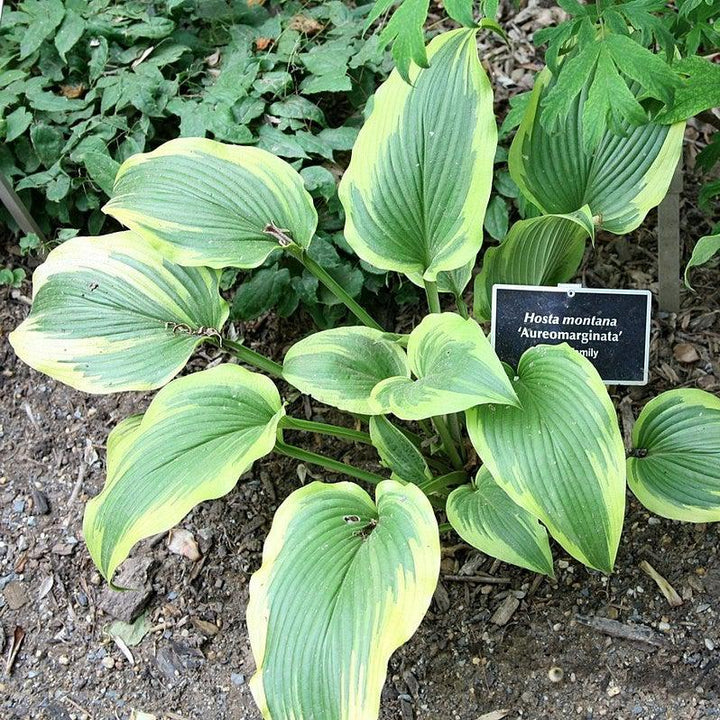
[{"left": 491, "top": 284, "right": 651, "bottom": 385}]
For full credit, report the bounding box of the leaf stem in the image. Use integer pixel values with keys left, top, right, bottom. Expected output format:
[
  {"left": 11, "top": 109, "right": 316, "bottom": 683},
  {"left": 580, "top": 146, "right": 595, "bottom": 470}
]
[
  {"left": 455, "top": 294, "right": 469, "bottom": 319},
  {"left": 281, "top": 417, "right": 372, "bottom": 445},
  {"left": 215, "top": 338, "right": 284, "bottom": 378},
  {"left": 419, "top": 470, "right": 467, "bottom": 495},
  {"left": 280, "top": 240, "right": 382, "bottom": 331},
  {"left": 275, "top": 441, "right": 387, "bottom": 486},
  {"left": 424, "top": 279, "right": 441, "bottom": 314},
  {"left": 433, "top": 415, "right": 464, "bottom": 470}
]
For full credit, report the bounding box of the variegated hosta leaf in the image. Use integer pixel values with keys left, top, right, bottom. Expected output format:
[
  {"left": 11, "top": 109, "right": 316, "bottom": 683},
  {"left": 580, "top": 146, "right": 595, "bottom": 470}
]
[
  {"left": 339, "top": 28, "right": 496, "bottom": 285},
  {"left": 83, "top": 364, "right": 284, "bottom": 583},
  {"left": 447, "top": 466, "right": 554, "bottom": 576},
  {"left": 509, "top": 68, "right": 685, "bottom": 235},
  {"left": 685, "top": 233, "right": 720, "bottom": 290},
  {"left": 473, "top": 206, "right": 594, "bottom": 321},
  {"left": 372, "top": 313, "right": 518, "bottom": 421},
  {"left": 369, "top": 416, "right": 432, "bottom": 485},
  {"left": 466, "top": 344, "right": 626, "bottom": 573},
  {"left": 248, "top": 480, "right": 439, "bottom": 720},
  {"left": 103, "top": 137, "right": 317, "bottom": 268},
  {"left": 9, "top": 232, "right": 228, "bottom": 394},
  {"left": 437, "top": 260, "right": 474, "bottom": 298},
  {"left": 627, "top": 389, "right": 720, "bottom": 522},
  {"left": 282, "top": 327, "right": 409, "bottom": 415}
]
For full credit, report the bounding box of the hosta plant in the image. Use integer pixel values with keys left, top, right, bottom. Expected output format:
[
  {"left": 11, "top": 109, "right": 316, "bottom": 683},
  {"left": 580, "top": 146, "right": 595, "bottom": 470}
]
[{"left": 10, "top": 28, "right": 720, "bottom": 720}]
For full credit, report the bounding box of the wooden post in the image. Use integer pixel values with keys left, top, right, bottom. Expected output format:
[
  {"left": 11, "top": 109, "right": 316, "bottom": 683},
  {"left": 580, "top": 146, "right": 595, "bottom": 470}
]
[
  {"left": 0, "top": 172, "right": 46, "bottom": 242},
  {"left": 657, "top": 160, "right": 683, "bottom": 313}
]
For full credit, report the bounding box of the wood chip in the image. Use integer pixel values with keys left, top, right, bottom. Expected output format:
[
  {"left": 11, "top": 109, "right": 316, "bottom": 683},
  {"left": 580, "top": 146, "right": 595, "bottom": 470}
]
[
  {"left": 491, "top": 595, "right": 520, "bottom": 626},
  {"left": 673, "top": 343, "right": 700, "bottom": 363},
  {"left": 639, "top": 560, "right": 683, "bottom": 607},
  {"left": 575, "top": 615, "right": 665, "bottom": 647}
]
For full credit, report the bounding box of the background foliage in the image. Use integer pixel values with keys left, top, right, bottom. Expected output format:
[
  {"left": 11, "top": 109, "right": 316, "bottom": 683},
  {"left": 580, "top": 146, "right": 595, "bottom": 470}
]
[{"left": 0, "top": 0, "right": 407, "bottom": 321}]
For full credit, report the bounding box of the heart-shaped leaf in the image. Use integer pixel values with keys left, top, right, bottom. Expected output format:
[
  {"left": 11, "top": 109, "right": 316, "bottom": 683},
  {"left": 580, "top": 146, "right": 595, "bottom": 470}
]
[
  {"left": 339, "top": 28, "right": 496, "bottom": 284},
  {"left": 509, "top": 68, "right": 685, "bottom": 234},
  {"left": 473, "top": 206, "right": 594, "bottom": 321},
  {"left": 447, "top": 466, "right": 554, "bottom": 576},
  {"left": 627, "top": 389, "right": 720, "bottom": 522},
  {"left": 372, "top": 313, "right": 518, "bottom": 420},
  {"left": 370, "top": 415, "right": 432, "bottom": 485},
  {"left": 466, "top": 344, "right": 626, "bottom": 572},
  {"left": 83, "top": 364, "right": 284, "bottom": 583},
  {"left": 9, "top": 232, "right": 228, "bottom": 393},
  {"left": 684, "top": 232, "right": 720, "bottom": 290},
  {"left": 282, "top": 327, "right": 409, "bottom": 415},
  {"left": 104, "top": 138, "right": 317, "bottom": 268},
  {"left": 248, "top": 480, "right": 439, "bottom": 720}
]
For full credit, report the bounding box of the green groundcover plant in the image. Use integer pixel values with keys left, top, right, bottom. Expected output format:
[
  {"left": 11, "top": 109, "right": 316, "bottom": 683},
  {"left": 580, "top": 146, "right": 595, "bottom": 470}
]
[{"left": 10, "top": 27, "right": 720, "bottom": 720}]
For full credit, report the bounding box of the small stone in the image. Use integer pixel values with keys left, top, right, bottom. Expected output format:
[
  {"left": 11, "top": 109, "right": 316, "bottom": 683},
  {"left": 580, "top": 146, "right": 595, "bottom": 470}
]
[
  {"left": 167, "top": 528, "right": 201, "bottom": 562},
  {"left": 548, "top": 666, "right": 564, "bottom": 683},
  {"left": 101, "top": 657, "right": 115, "bottom": 669},
  {"left": 606, "top": 683, "right": 621, "bottom": 697},
  {"left": 58, "top": 655, "right": 70, "bottom": 666},
  {"left": 231, "top": 672, "right": 246, "bottom": 686},
  {"left": 705, "top": 638, "right": 715, "bottom": 651},
  {"left": 658, "top": 621, "right": 671, "bottom": 632}
]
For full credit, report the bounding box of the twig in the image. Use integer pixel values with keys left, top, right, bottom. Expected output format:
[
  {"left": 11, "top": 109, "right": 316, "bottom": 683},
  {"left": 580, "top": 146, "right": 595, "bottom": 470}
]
[
  {"left": 68, "top": 462, "right": 87, "bottom": 505},
  {"left": 575, "top": 615, "right": 665, "bottom": 647},
  {"left": 443, "top": 574, "right": 511, "bottom": 585},
  {"left": 64, "top": 696, "right": 94, "bottom": 719}
]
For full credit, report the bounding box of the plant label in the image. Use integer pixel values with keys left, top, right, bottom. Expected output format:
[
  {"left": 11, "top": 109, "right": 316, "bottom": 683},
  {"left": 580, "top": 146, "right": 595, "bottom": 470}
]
[{"left": 491, "top": 284, "right": 652, "bottom": 385}]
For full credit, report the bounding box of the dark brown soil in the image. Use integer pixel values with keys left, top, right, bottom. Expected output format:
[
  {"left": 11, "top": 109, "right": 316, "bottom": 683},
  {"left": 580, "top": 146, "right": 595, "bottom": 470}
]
[{"left": 2, "top": 212, "right": 720, "bottom": 720}]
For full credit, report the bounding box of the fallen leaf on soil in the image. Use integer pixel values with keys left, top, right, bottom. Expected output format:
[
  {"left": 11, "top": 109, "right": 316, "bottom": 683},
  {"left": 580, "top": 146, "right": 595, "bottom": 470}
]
[
  {"left": 113, "top": 633, "right": 135, "bottom": 665},
  {"left": 130, "top": 711, "right": 157, "bottom": 720},
  {"left": 60, "top": 84, "right": 84, "bottom": 98},
  {"left": 477, "top": 711, "right": 511, "bottom": 720},
  {"left": 206, "top": 49, "right": 221, "bottom": 67},
  {"left": 255, "top": 37, "right": 273, "bottom": 51},
  {"left": 4, "top": 626, "right": 25, "bottom": 675},
  {"left": 192, "top": 618, "right": 220, "bottom": 636},
  {"left": 107, "top": 612, "right": 150, "bottom": 647},
  {"left": 639, "top": 560, "right": 683, "bottom": 607},
  {"left": 83, "top": 439, "right": 99, "bottom": 465},
  {"left": 167, "top": 528, "right": 201, "bottom": 561},
  {"left": 673, "top": 343, "right": 700, "bottom": 363},
  {"left": 36, "top": 575, "right": 54, "bottom": 601},
  {"left": 247, "top": 0, "right": 265, "bottom": 5},
  {"left": 3, "top": 581, "right": 28, "bottom": 610},
  {"left": 289, "top": 14, "right": 322, "bottom": 33}
]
